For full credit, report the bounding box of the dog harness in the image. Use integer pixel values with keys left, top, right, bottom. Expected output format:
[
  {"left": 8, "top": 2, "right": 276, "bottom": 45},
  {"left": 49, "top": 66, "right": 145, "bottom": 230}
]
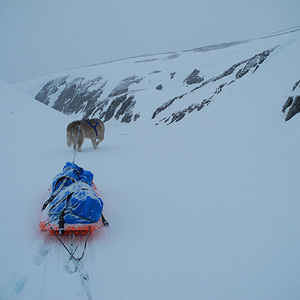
[{"left": 84, "top": 120, "right": 99, "bottom": 137}]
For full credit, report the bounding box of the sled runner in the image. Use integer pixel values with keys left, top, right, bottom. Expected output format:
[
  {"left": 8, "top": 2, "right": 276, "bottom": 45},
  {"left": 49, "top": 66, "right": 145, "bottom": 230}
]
[{"left": 39, "top": 162, "right": 107, "bottom": 235}]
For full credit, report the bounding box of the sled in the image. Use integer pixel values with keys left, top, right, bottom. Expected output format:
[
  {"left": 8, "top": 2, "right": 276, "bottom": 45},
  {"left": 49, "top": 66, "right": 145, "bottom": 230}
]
[
  {"left": 39, "top": 182, "right": 103, "bottom": 235},
  {"left": 39, "top": 163, "right": 108, "bottom": 300}
]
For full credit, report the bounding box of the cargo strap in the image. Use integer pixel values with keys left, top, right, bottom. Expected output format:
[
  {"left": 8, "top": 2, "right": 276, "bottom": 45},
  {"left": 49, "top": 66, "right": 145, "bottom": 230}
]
[
  {"left": 41, "top": 175, "right": 78, "bottom": 211},
  {"left": 42, "top": 177, "right": 69, "bottom": 211}
]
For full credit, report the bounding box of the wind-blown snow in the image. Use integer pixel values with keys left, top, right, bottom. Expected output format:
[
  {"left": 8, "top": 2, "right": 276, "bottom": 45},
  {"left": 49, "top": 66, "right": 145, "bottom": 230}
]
[{"left": 1, "top": 30, "right": 300, "bottom": 300}]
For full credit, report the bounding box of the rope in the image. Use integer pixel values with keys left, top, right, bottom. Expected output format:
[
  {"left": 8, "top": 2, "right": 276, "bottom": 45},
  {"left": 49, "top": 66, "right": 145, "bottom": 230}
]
[
  {"left": 72, "top": 124, "right": 81, "bottom": 163},
  {"left": 50, "top": 227, "right": 93, "bottom": 300}
]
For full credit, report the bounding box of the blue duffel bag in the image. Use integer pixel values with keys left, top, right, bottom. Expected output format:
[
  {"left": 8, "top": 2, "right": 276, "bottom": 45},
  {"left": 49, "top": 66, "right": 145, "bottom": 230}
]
[{"left": 44, "top": 162, "right": 104, "bottom": 227}]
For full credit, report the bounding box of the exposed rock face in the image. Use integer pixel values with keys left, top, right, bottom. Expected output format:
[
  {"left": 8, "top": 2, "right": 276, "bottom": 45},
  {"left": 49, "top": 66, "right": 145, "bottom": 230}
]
[
  {"left": 235, "top": 49, "right": 272, "bottom": 79},
  {"left": 27, "top": 35, "right": 296, "bottom": 126},
  {"left": 35, "top": 76, "right": 69, "bottom": 105},
  {"left": 95, "top": 94, "right": 139, "bottom": 123},
  {"left": 283, "top": 80, "right": 300, "bottom": 121},
  {"left": 152, "top": 47, "right": 277, "bottom": 124},
  {"left": 108, "top": 76, "right": 143, "bottom": 97},
  {"left": 183, "top": 69, "right": 204, "bottom": 85},
  {"left": 54, "top": 76, "right": 106, "bottom": 115},
  {"left": 35, "top": 75, "right": 143, "bottom": 123}
]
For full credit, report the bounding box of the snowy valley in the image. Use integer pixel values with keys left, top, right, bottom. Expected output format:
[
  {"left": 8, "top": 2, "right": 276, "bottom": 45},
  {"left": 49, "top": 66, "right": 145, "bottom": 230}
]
[{"left": 1, "top": 26, "right": 300, "bottom": 300}]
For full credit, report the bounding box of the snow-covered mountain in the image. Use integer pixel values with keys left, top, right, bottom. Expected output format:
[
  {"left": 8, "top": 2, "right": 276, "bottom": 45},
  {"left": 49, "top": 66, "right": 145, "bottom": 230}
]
[
  {"left": 15, "top": 26, "right": 300, "bottom": 125},
  {"left": 1, "top": 27, "right": 300, "bottom": 300}
]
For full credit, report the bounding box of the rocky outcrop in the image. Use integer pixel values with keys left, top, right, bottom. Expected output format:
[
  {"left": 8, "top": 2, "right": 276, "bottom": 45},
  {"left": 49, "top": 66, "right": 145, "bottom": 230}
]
[
  {"left": 53, "top": 76, "right": 106, "bottom": 115},
  {"left": 156, "top": 100, "right": 210, "bottom": 124},
  {"left": 35, "top": 75, "right": 143, "bottom": 123},
  {"left": 31, "top": 42, "right": 281, "bottom": 126},
  {"left": 183, "top": 69, "right": 204, "bottom": 85},
  {"left": 94, "top": 94, "right": 139, "bottom": 123},
  {"left": 35, "top": 76, "right": 69, "bottom": 105},
  {"left": 283, "top": 80, "right": 300, "bottom": 121},
  {"left": 170, "top": 72, "right": 176, "bottom": 79},
  {"left": 108, "top": 76, "right": 143, "bottom": 97},
  {"left": 152, "top": 47, "right": 277, "bottom": 124}
]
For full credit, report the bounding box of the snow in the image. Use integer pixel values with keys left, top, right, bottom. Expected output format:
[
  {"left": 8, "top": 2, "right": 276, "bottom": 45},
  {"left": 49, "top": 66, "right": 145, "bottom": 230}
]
[{"left": 1, "top": 30, "right": 300, "bottom": 300}]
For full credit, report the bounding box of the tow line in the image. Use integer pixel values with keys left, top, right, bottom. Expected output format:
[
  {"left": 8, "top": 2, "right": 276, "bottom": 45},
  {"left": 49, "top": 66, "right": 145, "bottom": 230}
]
[{"left": 50, "top": 226, "right": 93, "bottom": 300}]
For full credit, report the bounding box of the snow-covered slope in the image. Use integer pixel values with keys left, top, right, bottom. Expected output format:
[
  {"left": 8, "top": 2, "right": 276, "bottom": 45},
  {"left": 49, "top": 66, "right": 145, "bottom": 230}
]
[
  {"left": 1, "top": 27, "right": 300, "bottom": 300},
  {"left": 14, "top": 26, "right": 300, "bottom": 125}
]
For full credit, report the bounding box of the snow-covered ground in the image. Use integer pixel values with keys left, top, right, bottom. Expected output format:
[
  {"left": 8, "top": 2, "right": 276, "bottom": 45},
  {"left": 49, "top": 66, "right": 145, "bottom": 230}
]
[{"left": 1, "top": 29, "right": 300, "bottom": 299}]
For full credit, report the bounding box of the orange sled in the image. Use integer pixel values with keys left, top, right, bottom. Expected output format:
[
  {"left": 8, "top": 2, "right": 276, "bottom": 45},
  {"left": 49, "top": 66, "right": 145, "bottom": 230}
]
[{"left": 39, "top": 182, "right": 104, "bottom": 235}]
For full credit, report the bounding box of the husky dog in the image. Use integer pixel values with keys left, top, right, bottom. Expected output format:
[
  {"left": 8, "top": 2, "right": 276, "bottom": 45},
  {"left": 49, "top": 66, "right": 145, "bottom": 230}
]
[{"left": 67, "top": 118, "right": 105, "bottom": 152}]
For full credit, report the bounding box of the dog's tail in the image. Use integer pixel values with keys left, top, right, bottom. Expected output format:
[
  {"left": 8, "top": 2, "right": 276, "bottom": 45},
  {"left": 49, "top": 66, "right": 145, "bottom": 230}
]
[{"left": 66, "top": 124, "right": 73, "bottom": 147}]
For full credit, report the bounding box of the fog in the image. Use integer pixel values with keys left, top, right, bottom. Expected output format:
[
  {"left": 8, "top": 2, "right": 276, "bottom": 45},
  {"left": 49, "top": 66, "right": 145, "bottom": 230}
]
[{"left": 0, "top": 0, "right": 299, "bottom": 83}]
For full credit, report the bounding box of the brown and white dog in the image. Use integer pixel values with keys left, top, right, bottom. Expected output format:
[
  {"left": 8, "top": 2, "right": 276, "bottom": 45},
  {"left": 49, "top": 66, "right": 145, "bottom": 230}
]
[{"left": 67, "top": 118, "right": 105, "bottom": 152}]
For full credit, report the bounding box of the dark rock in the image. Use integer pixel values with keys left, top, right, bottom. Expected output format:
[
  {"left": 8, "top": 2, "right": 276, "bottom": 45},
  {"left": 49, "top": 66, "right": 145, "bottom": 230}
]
[
  {"left": 52, "top": 76, "right": 105, "bottom": 115},
  {"left": 183, "top": 69, "right": 204, "bottom": 85},
  {"left": 165, "top": 54, "right": 180, "bottom": 60},
  {"left": 282, "top": 96, "right": 293, "bottom": 113},
  {"left": 293, "top": 80, "right": 300, "bottom": 91},
  {"left": 152, "top": 95, "right": 184, "bottom": 119},
  {"left": 170, "top": 72, "right": 176, "bottom": 79},
  {"left": 283, "top": 80, "right": 300, "bottom": 121},
  {"left": 186, "top": 41, "right": 248, "bottom": 53},
  {"left": 115, "top": 96, "right": 135, "bottom": 120},
  {"left": 149, "top": 70, "right": 161, "bottom": 74},
  {"left": 153, "top": 47, "right": 277, "bottom": 124},
  {"left": 285, "top": 95, "right": 300, "bottom": 121},
  {"left": 215, "top": 83, "right": 227, "bottom": 94},
  {"left": 163, "top": 100, "right": 210, "bottom": 125},
  {"left": 103, "top": 95, "right": 127, "bottom": 122},
  {"left": 94, "top": 94, "right": 138, "bottom": 123},
  {"left": 121, "top": 113, "right": 133, "bottom": 123},
  {"left": 134, "top": 113, "right": 140, "bottom": 121},
  {"left": 35, "top": 76, "right": 69, "bottom": 105},
  {"left": 32, "top": 45, "right": 278, "bottom": 126},
  {"left": 108, "top": 76, "right": 143, "bottom": 98},
  {"left": 235, "top": 48, "right": 275, "bottom": 79}
]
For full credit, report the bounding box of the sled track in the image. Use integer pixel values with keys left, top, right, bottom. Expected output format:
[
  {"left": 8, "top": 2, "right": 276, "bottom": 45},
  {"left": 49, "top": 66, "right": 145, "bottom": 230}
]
[
  {"left": 3, "top": 235, "right": 96, "bottom": 300},
  {"left": 47, "top": 234, "right": 97, "bottom": 300},
  {"left": 40, "top": 237, "right": 63, "bottom": 300},
  {"left": 1, "top": 226, "right": 114, "bottom": 300}
]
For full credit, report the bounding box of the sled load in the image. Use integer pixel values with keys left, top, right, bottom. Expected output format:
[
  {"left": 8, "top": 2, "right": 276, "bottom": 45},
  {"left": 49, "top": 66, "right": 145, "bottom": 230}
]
[{"left": 39, "top": 162, "right": 107, "bottom": 235}]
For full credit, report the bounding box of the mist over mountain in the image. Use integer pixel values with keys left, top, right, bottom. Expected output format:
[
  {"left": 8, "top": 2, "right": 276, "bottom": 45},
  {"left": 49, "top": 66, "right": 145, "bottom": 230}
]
[{"left": 15, "top": 26, "right": 300, "bottom": 126}]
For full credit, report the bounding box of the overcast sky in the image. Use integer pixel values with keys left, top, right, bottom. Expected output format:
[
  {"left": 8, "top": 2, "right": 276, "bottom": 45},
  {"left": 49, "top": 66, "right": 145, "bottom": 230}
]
[{"left": 0, "top": 0, "right": 299, "bottom": 83}]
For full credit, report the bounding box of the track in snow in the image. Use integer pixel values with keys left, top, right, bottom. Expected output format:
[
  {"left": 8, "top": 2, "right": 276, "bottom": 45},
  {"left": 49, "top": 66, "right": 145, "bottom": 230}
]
[{"left": 3, "top": 230, "right": 112, "bottom": 300}]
